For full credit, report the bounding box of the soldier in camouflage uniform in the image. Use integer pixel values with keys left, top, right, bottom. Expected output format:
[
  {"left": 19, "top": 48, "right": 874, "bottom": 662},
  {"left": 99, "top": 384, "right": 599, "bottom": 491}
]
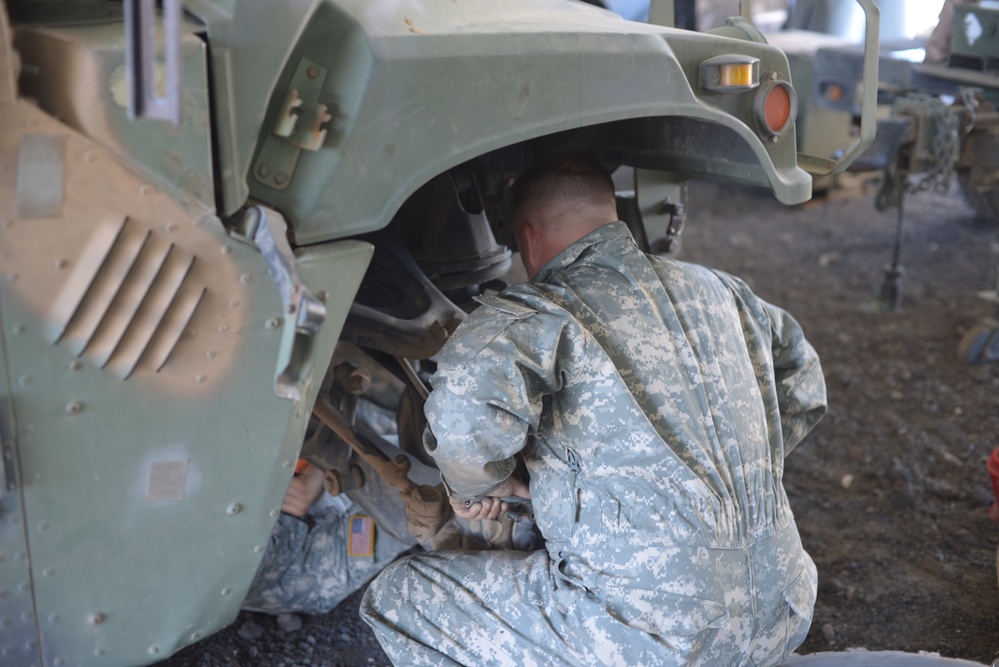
[
  {"left": 240, "top": 405, "right": 536, "bottom": 615},
  {"left": 361, "top": 156, "right": 827, "bottom": 666},
  {"left": 241, "top": 460, "right": 415, "bottom": 615}
]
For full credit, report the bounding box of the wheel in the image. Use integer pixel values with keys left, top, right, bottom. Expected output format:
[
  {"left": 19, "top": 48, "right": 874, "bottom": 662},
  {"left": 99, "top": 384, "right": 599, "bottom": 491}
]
[
  {"left": 957, "top": 320, "right": 999, "bottom": 364},
  {"left": 780, "top": 650, "right": 988, "bottom": 666}
]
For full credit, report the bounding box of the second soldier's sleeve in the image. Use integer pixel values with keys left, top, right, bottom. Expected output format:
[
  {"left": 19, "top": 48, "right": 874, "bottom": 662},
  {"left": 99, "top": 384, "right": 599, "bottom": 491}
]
[
  {"left": 423, "top": 297, "right": 569, "bottom": 499},
  {"left": 764, "top": 301, "right": 827, "bottom": 455}
]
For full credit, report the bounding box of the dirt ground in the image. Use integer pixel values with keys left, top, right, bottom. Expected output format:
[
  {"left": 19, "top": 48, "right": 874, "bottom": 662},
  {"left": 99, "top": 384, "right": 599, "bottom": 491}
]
[{"left": 159, "top": 176, "right": 999, "bottom": 666}]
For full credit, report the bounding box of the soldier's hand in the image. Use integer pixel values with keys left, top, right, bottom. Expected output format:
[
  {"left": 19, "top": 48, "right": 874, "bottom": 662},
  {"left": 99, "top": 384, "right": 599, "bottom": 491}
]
[
  {"left": 281, "top": 461, "right": 325, "bottom": 517},
  {"left": 450, "top": 476, "right": 531, "bottom": 522}
]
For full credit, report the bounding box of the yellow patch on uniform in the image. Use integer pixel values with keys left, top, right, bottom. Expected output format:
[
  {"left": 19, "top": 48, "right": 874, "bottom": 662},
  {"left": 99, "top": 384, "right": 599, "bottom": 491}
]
[{"left": 348, "top": 515, "right": 375, "bottom": 557}]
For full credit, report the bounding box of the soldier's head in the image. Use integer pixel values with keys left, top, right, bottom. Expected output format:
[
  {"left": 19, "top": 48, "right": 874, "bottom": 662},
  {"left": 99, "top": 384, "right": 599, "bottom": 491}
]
[{"left": 510, "top": 155, "right": 617, "bottom": 278}]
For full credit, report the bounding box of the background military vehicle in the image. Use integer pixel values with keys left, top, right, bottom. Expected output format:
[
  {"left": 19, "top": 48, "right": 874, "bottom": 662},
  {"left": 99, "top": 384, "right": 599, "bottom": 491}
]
[
  {"left": 756, "top": 0, "right": 998, "bottom": 365},
  {"left": 0, "top": 0, "right": 878, "bottom": 665},
  {"left": 775, "top": 0, "right": 999, "bottom": 355},
  {"left": 808, "top": 1, "right": 999, "bottom": 223}
]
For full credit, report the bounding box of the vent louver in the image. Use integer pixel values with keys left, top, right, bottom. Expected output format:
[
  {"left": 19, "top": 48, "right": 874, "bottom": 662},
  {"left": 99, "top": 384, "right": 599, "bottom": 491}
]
[{"left": 46, "top": 217, "right": 206, "bottom": 379}]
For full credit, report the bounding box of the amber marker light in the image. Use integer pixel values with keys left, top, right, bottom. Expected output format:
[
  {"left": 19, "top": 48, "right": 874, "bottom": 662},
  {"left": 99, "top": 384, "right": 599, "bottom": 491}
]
[
  {"left": 754, "top": 78, "right": 797, "bottom": 141},
  {"left": 720, "top": 63, "right": 755, "bottom": 88},
  {"left": 821, "top": 82, "right": 845, "bottom": 103},
  {"left": 700, "top": 54, "right": 760, "bottom": 93}
]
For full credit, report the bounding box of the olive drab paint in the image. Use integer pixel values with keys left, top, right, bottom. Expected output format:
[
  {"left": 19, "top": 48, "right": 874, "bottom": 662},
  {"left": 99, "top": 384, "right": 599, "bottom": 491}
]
[{"left": 0, "top": 1, "right": 879, "bottom": 664}]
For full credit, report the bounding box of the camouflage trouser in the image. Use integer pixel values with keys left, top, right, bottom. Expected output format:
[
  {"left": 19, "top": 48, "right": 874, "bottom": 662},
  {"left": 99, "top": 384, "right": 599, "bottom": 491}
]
[
  {"left": 242, "top": 494, "right": 414, "bottom": 615},
  {"left": 361, "top": 523, "right": 816, "bottom": 667}
]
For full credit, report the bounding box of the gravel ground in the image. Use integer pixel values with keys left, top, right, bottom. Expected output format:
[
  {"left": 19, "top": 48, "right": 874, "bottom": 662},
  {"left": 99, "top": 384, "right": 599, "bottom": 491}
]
[{"left": 157, "top": 177, "right": 999, "bottom": 667}]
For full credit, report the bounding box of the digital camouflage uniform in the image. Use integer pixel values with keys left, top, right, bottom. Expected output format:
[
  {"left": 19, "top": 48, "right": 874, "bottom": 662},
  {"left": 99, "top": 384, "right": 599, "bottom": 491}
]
[
  {"left": 362, "top": 222, "right": 827, "bottom": 666},
  {"left": 242, "top": 493, "right": 413, "bottom": 615},
  {"left": 243, "top": 493, "right": 416, "bottom": 614}
]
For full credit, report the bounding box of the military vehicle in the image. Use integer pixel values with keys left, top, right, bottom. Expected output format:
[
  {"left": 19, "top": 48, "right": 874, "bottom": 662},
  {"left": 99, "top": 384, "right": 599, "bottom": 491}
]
[
  {"left": 0, "top": 1, "right": 879, "bottom": 665},
  {"left": 805, "top": 0, "right": 999, "bottom": 221},
  {"left": 786, "top": 1, "right": 999, "bottom": 353}
]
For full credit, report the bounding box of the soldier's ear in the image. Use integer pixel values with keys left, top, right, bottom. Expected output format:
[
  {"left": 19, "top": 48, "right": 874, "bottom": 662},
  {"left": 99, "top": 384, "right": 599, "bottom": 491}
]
[{"left": 520, "top": 221, "right": 543, "bottom": 278}]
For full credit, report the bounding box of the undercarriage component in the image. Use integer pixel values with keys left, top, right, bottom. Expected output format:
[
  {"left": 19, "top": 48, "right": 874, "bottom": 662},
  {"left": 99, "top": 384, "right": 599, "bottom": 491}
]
[
  {"left": 298, "top": 353, "right": 441, "bottom": 541},
  {"left": 312, "top": 396, "right": 452, "bottom": 544},
  {"left": 323, "top": 464, "right": 364, "bottom": 496},
  {"left": 402, "top": 170, "right": 512, "bottom": 293},
  {"left": 877, "top": 189, "right": 905, "bottom": 313},
  {"left": 340, "top": 227, "right": 465, "bottom": 360},
  {"left": 313, "top": 397, "right": 413, "bottom": 494},
  {"left": 864, "top": 86, "right": 999, "bottom": 224},
  {"left": 340, "top": 166, "right": 519, "bottom": 360},
  {"left": 317, "top": 362, "right": 370, "bottom": 496},
  {"left": 636, "top": 168, "right": 687, "bottom": 256}
]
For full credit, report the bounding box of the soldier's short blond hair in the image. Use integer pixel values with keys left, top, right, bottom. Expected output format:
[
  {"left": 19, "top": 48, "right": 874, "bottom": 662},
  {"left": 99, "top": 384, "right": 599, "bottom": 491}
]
[{"left": 510, "top": 156, "right": 616, "bottom": 225}]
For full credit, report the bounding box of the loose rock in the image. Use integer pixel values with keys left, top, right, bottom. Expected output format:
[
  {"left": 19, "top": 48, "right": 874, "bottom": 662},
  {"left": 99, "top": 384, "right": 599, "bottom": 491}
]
[
  {"left": 277, "top": 613, "right": 303, "bottom": 633},
  {"left": 237, "top": 621, "right": 263, "bottom": 641}
]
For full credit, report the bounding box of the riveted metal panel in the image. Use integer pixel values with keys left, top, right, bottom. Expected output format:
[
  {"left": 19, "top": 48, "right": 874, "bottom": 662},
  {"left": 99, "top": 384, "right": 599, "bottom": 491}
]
[
  {"left": 0, "top": 294, "right": 44, "bottom": 667},
  {"left": 13, "top": 20, "right": 215, "bottom": 209},
  {"left": 0, "top": 96, "right": 371, "bottom": 666}
]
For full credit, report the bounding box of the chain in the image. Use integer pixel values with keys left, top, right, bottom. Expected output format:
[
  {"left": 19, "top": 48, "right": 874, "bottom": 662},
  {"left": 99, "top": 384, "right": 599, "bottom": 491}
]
[
  {"left": 876, "top": 91, "right": 980, "bottom": 212},
  {"left": 960, "top": 87, "right": 979, "bottom": 134},
  {"left": 905, "top": 95, "right": 960, "bottom": 196}
]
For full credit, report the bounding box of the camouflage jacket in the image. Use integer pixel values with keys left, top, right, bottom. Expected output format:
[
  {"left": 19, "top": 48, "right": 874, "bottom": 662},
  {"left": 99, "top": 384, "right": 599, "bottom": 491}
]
[{"left": 424, "top": 221, "right": 826, "bottom": 563}]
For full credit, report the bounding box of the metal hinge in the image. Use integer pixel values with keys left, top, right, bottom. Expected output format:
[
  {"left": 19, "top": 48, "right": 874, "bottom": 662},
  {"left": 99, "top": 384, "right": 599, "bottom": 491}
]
[{"left": 253, "top": 58, "right": 333, "bottom": 191}]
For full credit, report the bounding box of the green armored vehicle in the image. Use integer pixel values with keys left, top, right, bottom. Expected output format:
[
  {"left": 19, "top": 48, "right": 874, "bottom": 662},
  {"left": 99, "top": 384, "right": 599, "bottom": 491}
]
[
  {"left": 797, "top": 0, "right": 999, "bottom": 222},
  {"left": 0, "top": 1, "right": 877, "bottom": 665}
]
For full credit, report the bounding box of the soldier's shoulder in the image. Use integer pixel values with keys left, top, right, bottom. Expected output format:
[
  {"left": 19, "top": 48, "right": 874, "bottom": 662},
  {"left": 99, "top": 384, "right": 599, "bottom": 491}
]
[{"left": 472, "top": 293, "right": 540, "bottom": 320}]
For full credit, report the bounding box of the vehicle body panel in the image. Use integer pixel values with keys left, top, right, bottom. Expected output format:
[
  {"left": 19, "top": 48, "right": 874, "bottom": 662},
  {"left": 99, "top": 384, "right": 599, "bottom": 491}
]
[
  {"left": 0, "top": 0, "right": 842, "bottom": 664},
  {"left": 13, "top": 19, "right": 216, "bottom": 209},
  {"left": 192, "top": 0, "right": 810, "bottom": 237},
  {"left": 0, "top": 89, "right": 372, "bottom": 664}
]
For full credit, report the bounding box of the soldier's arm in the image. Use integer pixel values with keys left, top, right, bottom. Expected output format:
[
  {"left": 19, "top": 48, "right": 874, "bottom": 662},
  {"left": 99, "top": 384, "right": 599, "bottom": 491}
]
[
  {"left": 424, "top": 302, "right": 567, "bottom": 500},
  {"left": 765, "top": 303, "right": 828, "bottom": 455},
  {"left": 280, "top": 462, "right": 326, "bottom": 518},
  {"left": 710, "top": 267, "right": 827, "bottom": 455}
]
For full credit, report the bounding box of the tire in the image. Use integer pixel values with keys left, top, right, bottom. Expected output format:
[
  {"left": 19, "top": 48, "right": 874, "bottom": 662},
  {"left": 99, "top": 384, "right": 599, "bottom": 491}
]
[{"left": 780, "top": 650, "right": 987, "bottom": 666}]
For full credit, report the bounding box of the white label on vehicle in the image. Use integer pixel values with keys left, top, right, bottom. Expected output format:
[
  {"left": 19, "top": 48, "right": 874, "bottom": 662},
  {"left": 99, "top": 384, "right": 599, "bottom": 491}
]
[{"left": 964, "top": 13, "right": 983, "bottom": 47}]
